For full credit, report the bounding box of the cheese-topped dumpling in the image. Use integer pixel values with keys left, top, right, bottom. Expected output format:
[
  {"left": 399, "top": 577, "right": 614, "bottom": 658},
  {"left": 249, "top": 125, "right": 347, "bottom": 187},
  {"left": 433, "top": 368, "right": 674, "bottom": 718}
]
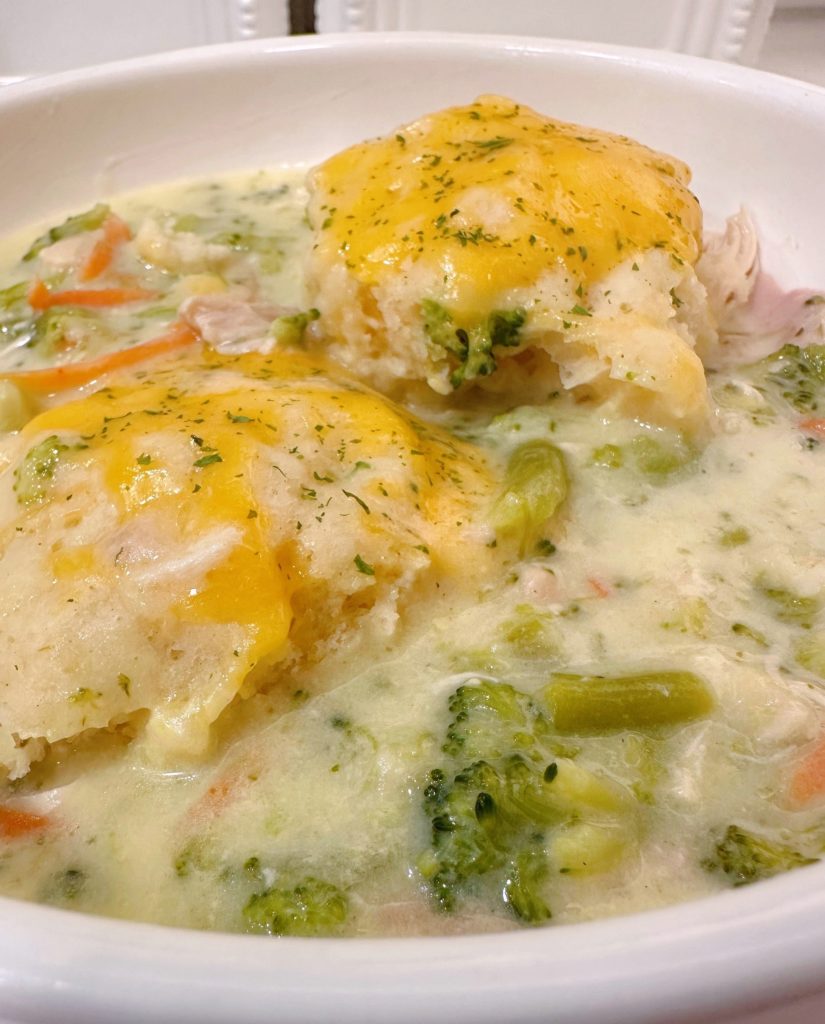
[
  {"left": 307, "top": 95, "right": 717, "bottom": 431},
  {"left": 0, "top": 347, "right": 497, "bottom": 776}
]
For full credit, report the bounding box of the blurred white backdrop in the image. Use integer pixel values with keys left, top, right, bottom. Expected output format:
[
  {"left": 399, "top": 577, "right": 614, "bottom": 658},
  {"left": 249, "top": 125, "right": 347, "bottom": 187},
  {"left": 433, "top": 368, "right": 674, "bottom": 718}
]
[
  {"left": 0, "top": 0, "right": 289, "bottom": 79},
  {"left": 0, "top": 0, "right": 822, "bottom": 85}
]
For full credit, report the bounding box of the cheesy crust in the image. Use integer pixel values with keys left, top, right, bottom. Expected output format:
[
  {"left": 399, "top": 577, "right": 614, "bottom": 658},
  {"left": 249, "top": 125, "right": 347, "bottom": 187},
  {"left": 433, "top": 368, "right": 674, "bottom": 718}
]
[
  {"left": 0, "top": 348, "right": 497, "bottom": 773},
  {"left": 306, "top": 95, "right": 716, "bottom": 431}
]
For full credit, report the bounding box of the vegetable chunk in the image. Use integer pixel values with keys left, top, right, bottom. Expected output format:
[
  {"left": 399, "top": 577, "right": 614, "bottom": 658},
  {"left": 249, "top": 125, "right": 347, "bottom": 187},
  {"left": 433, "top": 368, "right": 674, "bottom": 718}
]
[
  {"left": 243, "top": 878, "right": 349, "bottom": 936},
  {"left": 545, "top": 671, "right": 714, "bottom": 735},
  {"left": 705, "top": 826, "right": 816, "bottom": 886},
  {"left": 491, "top": 441, "right": 569, "bottom": 554},
  {"left": 419, "top": 680, "right": 637, "bottom": 922}
]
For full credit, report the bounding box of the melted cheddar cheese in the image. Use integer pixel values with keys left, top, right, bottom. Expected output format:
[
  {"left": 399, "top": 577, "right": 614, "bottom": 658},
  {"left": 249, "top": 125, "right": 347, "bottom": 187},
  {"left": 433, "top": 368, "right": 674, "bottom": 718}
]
[
  {"left": 306, "top": 95, "right": 715, "bottom": 432},
  {"left": 312, "top": 94, "right": 701, "bottom": 309},
  {"left": 0, "top": 347, "right": 497, "bottom": 772}
]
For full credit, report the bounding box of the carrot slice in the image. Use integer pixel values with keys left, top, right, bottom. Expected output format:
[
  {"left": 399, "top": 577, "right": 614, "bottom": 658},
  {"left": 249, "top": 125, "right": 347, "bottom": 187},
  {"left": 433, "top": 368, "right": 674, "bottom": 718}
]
[
  {"left": 588, "top": 577, "right": 612, "bottom": 599},
  {"left": 0, "top": 805, "right": 51, "bottom": 839},
  {"left": 800, "top": 419, "right": 825, "bottom": 438},
  {"left": 26, "top": 278, "right": 52, "bottom": 309},
  {"left": 789, "top": 734, "right": 825, "bottom": 806},
  {"left": 187, "top": 758, "right": 258, "bottom": 823},
  {"left": 1, "top": 320, "right": 200, "bottom": 394},
  {"left": 78, "top": 213, "right": 132, "bottom": 283},
  {"left": 28, "top": 277, "right": 155, "bottom": 311}
]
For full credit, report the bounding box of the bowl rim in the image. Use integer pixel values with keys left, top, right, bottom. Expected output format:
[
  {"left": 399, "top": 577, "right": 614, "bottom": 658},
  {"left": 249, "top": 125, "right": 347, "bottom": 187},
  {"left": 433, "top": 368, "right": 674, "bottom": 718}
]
[
  {"left": 1, "top": 31, "right": 825, "bottom": 1024},
  {"left": 2, "top": 27, "right": 825, "bottom": 108}
]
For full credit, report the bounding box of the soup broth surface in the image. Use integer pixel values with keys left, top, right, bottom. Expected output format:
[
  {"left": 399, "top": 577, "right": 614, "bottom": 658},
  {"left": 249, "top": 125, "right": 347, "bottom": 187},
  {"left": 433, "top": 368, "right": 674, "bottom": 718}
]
[{"left": 1, "top": 159, "right": 824, "bottom": 938}]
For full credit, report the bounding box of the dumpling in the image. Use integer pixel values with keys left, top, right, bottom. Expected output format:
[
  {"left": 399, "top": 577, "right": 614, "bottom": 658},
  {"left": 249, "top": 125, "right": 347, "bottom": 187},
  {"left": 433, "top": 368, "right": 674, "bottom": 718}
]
[
  {"left": 306, "top": 94, "right": 717, "bottom": 432},
  {"left": 0, "top": 347, "right": 497, "bottom": 775}
]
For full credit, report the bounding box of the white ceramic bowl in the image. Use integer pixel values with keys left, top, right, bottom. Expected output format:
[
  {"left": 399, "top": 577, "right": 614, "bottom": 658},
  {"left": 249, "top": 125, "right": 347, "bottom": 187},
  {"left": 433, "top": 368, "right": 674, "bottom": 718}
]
[{"left": 1, "top": 33, "right": 825, "bottom": 1024}]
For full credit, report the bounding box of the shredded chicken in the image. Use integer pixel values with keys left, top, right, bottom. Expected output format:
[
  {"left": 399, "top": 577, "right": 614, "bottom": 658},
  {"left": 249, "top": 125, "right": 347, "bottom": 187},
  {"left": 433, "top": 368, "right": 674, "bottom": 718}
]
[
  {"left": 698, "top": 210, "right": 825, "bottom": 366},
  {"left": 179, "top": 294, "right": 291, "bottom": 354}
]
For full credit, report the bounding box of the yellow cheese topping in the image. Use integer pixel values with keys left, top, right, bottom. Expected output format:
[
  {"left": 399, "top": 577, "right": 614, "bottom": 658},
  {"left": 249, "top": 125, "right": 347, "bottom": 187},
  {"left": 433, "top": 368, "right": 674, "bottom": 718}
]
[
  {"left": 20, "top": 348, "right": 495, "bottom": 688},
  {"left": 311, "top": 94, "right": 702, "bottom": 314}
]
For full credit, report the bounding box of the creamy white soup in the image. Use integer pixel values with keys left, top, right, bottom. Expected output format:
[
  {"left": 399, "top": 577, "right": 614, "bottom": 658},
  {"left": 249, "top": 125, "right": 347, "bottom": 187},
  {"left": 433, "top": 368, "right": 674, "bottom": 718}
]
[{"left": 0, "top": 97, "right": 824, "bottom": 937}]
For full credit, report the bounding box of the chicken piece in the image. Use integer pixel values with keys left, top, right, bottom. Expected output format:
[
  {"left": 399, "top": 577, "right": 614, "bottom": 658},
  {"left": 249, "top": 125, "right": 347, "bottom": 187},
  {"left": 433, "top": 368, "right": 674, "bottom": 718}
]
[
  {"left": 697, "top": 209, "right": 825, "bottom": 365},
  {"left": 179, "top": 294, "right": 288, "bottom": 353}
]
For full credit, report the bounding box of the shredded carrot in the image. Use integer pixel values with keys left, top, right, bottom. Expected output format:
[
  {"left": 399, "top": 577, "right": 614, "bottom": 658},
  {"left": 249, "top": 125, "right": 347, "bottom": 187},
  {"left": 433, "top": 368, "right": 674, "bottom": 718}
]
[
  {"left": 0, "top": 805, "right": 51, "bottom": 839},
  {"left": 0, "top": 320, "right": 199, "bottom": 394},
  {"left": 789, "top": 734, "right": 825, "bottom": 806},
  {"left": 187, "top": 759, "right": 258, "bottom": 822},
  {"left": 800, "top": 419, "right": 825, "bottom": 438},
  {"left": 28, "top": 277, "right": 156, "bottom": 311},
  {"left": 78, "top": 213, "right": 132, "bottom": 283},
  {"left": 198, "top": 780, "right": 236, "bottom": 817},
  {"left": 26, "top": 278, "right": 51, "bottom": 309},
  {"left": 588, "top": 577, "right": 612, "bottom": 599}
]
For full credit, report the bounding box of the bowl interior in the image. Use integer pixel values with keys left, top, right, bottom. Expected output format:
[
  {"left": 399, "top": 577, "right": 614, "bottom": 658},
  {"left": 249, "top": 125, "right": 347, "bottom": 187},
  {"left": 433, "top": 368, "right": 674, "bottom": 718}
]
[{"left": 1, "top": 33, "right": 825, "bottom": 1024}]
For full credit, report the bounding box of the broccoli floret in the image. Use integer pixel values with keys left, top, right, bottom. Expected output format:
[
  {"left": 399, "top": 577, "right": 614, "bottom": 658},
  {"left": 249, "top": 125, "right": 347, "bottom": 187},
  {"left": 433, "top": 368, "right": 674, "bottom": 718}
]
[
  {"left": 270, "top": 307, "right": 320, "bottom": 346},
  {"left": 420, "top": 679, "right": 639, "bottom": 924},
  {"left": 422, "top": 754, "right": 558, "bottom": 921},
  {"left": 443, "top": 680, "right": 554, "bottom": 762},
  {"left": 489, "top": 308, "right": 527, "bottom": 349},
  {"left": 500, "top": 604, "right": 561, "bottom": 658},
  {"left": 503, "top": 843, "right": 551, "bottom": 923},
  {"left": 243, "top": 877, "right": 348, "bottom": 936},
  {"left": 757, "top": 344, "right": 825, "bottom": 414},
  {"left": 420, "top": 300, "right": 527, "bottom": 388},
  {"left": 173, "top": 837, "right": 218, "bottom": 878},
  {"left": 420, "top": 681, "right": 568, "bottom": 924},
  {"left": 705, "top": 825, "right": 816, "bottom": 886},
  {"left": 421, "top": 299, "right": 463, "bottom": 357},
  {"left": 42, "top": 867, "right": 87, "bottom": 905}
]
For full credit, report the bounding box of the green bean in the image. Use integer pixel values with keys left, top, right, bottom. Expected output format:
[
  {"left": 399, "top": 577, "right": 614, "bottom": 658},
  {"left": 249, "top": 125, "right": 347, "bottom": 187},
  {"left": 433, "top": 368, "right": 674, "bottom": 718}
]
[
  {"left": 491, "top": 440, "right": 568, "bottom": 554},
  {"left": 544, "top": 671, "right": 714, "bottom": 734},
  {"left": 0, "top": 280, "right": 28, "bottom": 310}
]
